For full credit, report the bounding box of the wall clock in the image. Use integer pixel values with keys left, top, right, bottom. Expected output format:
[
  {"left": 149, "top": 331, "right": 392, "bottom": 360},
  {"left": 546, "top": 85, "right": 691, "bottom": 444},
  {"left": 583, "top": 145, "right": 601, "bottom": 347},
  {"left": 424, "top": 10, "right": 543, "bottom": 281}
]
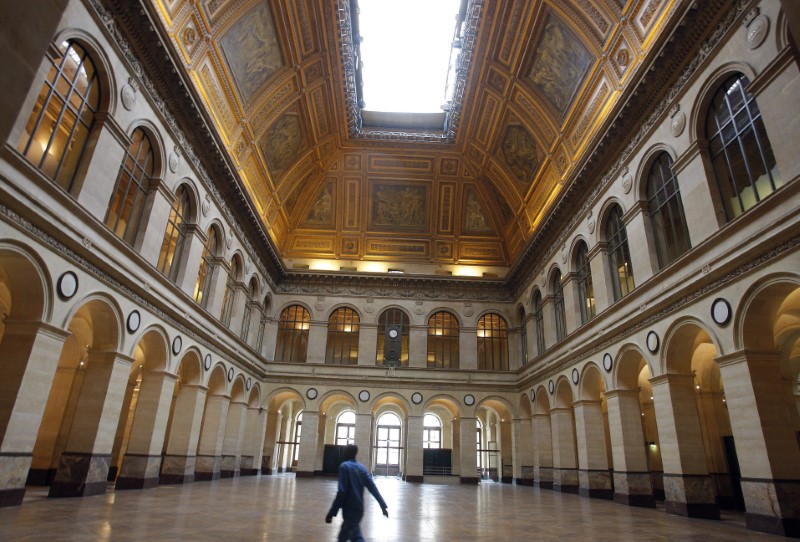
[
  {"left": 359, "top": 390, "right": 370, "bottom": 402},
  {"left": 411, "top": 392, "right": 423, "bottom": 405},
  {"left": 306, "top": 388, "right": 318, "bottom": 400},
  {"left": 464, "top": 394, "right": 475, "bottom": 406}
]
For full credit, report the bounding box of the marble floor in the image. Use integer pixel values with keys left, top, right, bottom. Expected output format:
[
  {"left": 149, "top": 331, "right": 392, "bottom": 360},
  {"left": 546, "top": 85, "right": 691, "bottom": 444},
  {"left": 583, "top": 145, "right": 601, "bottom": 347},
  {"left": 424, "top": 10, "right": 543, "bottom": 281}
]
[{"left": 0, "top": 474, "right": 786, "bottom": 541}]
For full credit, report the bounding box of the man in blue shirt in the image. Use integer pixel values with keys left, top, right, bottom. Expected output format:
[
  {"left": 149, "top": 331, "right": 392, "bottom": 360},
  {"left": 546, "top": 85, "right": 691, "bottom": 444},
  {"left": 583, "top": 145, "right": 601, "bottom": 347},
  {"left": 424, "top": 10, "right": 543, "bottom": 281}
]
[{"left": 325, "top": 444, "right": 389, "bottom": 542}]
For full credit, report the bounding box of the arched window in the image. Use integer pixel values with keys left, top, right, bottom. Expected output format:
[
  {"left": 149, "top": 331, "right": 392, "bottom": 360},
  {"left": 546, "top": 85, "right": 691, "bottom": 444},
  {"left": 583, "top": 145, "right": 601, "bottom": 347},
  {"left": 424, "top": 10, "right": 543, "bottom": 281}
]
[
  {"left": 477, "top": 313, "right": 508, "bottom": 371},
  {"left": 336, "top": 411, "right": 356, "bottom": 445},
  {"left": 706, "top": 74, "right": 782, "bottom": 221},
  {"left": 106, "top": 127, "right": 154, "bottom": 246},
  {"left": 375, "top": 412, "right": 402, "bottom": 476},
  {"left": 17, "top": 40, "right": 99, "bottom": 191},
  {"left": 647, "top": 152, "right": 691, "bottom": 269},
  {"left": 326, "top": 307, "right": 360, "bottom": 365},
  {"left": 194, "top": 227, "right": 218, "bottom": 307},
  {"left": 220, "top": 257, "right": 240, "bottom": 327},
  {"left": 533, "top": 291, "right": 545, "bottom": 356},
  {"left": 551, "top": 270, "right": 566, "bottom": 341},
  {"left": 275, "top": 305, "right": 310, "bottom": 363},
  {"left": 575, "top": 242, "right": 595, "bottom": 324},
  {"left": 256, "top": 295, "right": 270, "bottom": 354},
  {"left": 606, "top": 205, "right": 634, "bottom": 301},
  {"left": 427, "top": 311, "right": 459, "bottom": 369},
  {"left": 240, "top": 278, "right": 257, "bottom": 342},
  {"left": 517, "top": 306, "right": 528, "bottom": 366},
  {"left": 157, "top": 185, "right": 191, "bottom": 282},
  {"left": 377, "top": 308, "right": 409, "bottom": 367},
  {"left": 423, "top": 414, "right": 442, "bottom": 449}
]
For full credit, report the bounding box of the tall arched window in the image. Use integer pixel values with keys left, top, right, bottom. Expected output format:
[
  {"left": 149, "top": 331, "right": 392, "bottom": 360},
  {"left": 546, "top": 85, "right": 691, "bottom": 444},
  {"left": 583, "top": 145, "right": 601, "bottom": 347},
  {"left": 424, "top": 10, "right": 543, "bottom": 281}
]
[
  {"left": 517, "top": 306, "right": 528, "bottom": 366},
  {"left": 326, "top": 307, "right": 360, "bottom": 365},
  {"left": 606, "top": 205, "right": 635, "bottom": 301},
  {"left": 336, "top": 411, "right": 356, "bottom": 445},
  {"left": 375, "top": 412, "right": 402, "bottom": 477},
  {"left": 377, "top": 308, "right": 409, "bottom": 367},
  {"left": 17, "top": 40, "right": 99, "bottom": 191},
  {"left": 275, "top": 305, "right": 310, "bottom": 363},
  {"left": 194, "top": 226, "right": 218, "bottom": 307},
  {"left": 220, "top": 257, "right": 240, "bottom": 327},
  {"left": 551, "top": 270, "right": 566, "bottom": 342},
  {"left": 707, "top": 74, "right": 782, "bottom": 221},
  {"left": 240, "top": 278, "right": 257, "bottom": 342},
  {"left": 575, "top": 242, "right": 595, "bottom": 324},
  {"left": 157, "top": 185, "right": 191, "bottom": 282},
  {"left": 533, "top": 291, "right": 545, "bottom": 356},
  {"left": 477, "top": 313, "right": 508, "bottom": 371},
  {"left": 106, "top": 127, "right": 154, "bottom": 245},
  {"left": 647, "top": 152, "right": 691, "bottom": 269},
  {"left": 427, "top": 311, "right": 459, "bottom": 369},
  {"left": 423, "top": 414, "right": 442, "bottom": 449}
]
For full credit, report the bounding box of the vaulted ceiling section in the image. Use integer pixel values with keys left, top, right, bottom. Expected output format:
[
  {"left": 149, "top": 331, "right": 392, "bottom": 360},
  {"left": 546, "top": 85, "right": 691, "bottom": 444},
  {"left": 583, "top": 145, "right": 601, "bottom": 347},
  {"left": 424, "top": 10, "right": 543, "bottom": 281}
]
[{"left": 149, "top": 0, "right": 682, "bottom": 277}]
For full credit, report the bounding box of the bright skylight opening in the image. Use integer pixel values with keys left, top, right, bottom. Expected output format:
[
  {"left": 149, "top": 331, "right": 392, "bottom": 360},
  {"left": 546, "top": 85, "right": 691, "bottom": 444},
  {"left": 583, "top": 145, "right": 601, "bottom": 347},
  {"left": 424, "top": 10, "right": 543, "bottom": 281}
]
[{"left": 358, "top": 0, "right": 461, "bottom": 114}]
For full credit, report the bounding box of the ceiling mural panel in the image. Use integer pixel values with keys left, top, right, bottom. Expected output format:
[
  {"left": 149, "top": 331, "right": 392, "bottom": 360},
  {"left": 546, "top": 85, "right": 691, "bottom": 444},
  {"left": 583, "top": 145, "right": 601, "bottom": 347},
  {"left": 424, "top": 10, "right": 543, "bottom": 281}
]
[
  {"left": 219, "top": 2, "right": 285, "bottom": 103},
  {"left": 500, "top": 124, "right": 543, "bottom": 184},
  {"left": 302, "top": 179, "right": 336, "bottom": 230},
  {"left": 463, "top": 188, "right": 493, "bottom": 235},
  {"left": 368, "top": 182, "right": 430, "bottom": 233},
  {"left": 527, "top": 13, "right": 595, "bottom": 117},
  {"left": 260, "top": 112, "right": 305, "bottom": 177}
]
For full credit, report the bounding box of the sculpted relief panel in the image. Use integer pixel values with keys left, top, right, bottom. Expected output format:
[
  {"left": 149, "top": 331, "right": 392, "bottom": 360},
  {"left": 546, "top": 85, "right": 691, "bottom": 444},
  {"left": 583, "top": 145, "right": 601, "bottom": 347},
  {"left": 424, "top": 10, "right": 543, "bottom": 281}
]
[
  {"left": 303, "top": 179, "right": 336, "bottom": 229},
  {"left": 220, "top": 2, "right": 284, "bottom": 103},
  {"left": 369, "top": 182, "right": 429, "bottom": 232},
  {"left": 463, "top": 188, "right": 492, "bottom": 234}
]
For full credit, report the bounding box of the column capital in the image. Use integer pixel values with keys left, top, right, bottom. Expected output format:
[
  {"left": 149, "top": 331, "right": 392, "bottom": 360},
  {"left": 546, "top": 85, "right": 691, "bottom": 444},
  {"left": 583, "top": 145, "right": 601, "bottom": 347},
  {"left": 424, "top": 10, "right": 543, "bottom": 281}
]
[
  {"left": 715, "top": 349, "right": 780, "bottom": 368},
  {"left": 649, "top": 372, "right": 694, "bottom": 387},
  {"left": 572, "top": 399, "right": 601, "bottom": 408},
  {"left": 603, "top": 388, "right": 640, "bottom": 400}
]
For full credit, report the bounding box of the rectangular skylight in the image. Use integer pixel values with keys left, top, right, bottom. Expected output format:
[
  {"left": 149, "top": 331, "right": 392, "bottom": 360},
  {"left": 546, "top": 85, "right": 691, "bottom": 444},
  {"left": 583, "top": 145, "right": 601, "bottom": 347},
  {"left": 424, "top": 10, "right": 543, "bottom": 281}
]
[{"left": 358, "top": 0, "right": 462, "bottom": 114}]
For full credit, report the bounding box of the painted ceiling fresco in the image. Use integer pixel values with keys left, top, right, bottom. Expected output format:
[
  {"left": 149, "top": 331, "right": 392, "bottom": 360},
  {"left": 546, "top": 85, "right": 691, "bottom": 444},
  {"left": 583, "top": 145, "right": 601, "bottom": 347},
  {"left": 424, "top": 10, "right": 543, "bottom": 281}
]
[{"left": 151, "top": 0, "right": 680, "bottom": 276}]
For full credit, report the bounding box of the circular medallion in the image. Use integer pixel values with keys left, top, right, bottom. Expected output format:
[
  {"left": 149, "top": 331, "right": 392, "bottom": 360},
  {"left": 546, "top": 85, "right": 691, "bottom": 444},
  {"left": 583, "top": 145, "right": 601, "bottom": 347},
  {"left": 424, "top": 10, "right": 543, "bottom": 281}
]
[
  {"left": 203, "top": 354, "right": 212, "bottom": 371},
  {"left": 227, "top": 367, "right": 234, "bottom": 383},
  {"left": 411, "top": 392, "right": 423, "bottom": 405},
  {"left": 571, "top": 368, "right": 579, "bottom": 385},
  {"left": 171, "top": 335, "right": 183, "bottom": 355},
  {"left": 126, "top": 310, "right": 141, "bottom": 333},
  {"left": 746, "top": 15, "right": 769, "bottom": 50},
  {"left": 121, "top": 83, "right": 137, "bottom": 111},
  {"left": 671, "top": 110, "right": 686, "bottom": 137},
  {"left": 602, "top": 353, "right": 613, "bottom": 373},
  {"left": 306, "top": 387, "right": 318, "bottom": 400},
  {"left": 464, "top": 394, "right": 475, "bottom": 406},
  {"left": 202, "top": 194, "right": 211, "bottom": 217},
  {"left": 168, "top": 151, "right": 180, "bottom": 173},
  {"left": 530, "top": 389, "right": 535, "bottom": 402},
  {"left": 622, "top": 172, "right": 633, "bottom": 194},
  {"left": 587, "top": 212, "right": 595, "bottom": 234},
  {"left": 388, "top": 329, "right": 398, "bottom": 339},
  {"left": 246, "top": 377, "right": 252, "bottom": 391},
  {"left": 646, "top": 331, "right": 660, "bottom": 354},
  {"left": 56, "top": 271, "right": 79, "bottom": 300},
  {"left": 711, "top": 298, "right": 732, "bottom": 326},
  {"left": 358, "top": 390, "right": 370, "bottom": 402},
  {"left": 548, "top": 380, "right": 555, "bottom": 395}
]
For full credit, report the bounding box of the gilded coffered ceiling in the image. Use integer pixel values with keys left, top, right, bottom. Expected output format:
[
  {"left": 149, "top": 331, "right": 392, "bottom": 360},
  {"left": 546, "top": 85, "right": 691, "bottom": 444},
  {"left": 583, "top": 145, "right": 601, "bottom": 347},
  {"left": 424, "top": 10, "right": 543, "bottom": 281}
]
[{"left": 149, "top": 0, "right": 682, "bottom": 278}]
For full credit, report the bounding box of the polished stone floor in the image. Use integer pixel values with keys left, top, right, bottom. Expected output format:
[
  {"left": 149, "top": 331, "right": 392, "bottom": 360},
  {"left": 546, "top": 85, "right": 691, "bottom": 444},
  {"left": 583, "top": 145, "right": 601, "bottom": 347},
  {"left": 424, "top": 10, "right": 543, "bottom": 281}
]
[{"left": 0, "top": 474, "right": 785, "bottom": 541}]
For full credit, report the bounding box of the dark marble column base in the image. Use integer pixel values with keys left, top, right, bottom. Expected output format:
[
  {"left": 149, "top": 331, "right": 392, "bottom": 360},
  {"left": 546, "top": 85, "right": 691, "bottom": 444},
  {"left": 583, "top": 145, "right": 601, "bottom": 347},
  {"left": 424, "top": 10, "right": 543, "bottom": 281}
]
[
  {"left": 580, "top": 487, "right": 613, "bottom": 499},
  {"left": 295, "top": 471, "right": 315, "bottom": 478},
  {"left": 460, "top": 477, "right": 479, "bottom": 484},
  {"left": 515, "top": 478, "right": 534, "bottom": 486},
  {"left": 240, "top": 468, "right": 259, "bottom": 476},
  {"left": 115, "top": 476, "right": 159, "bottom": 490},
  {"left": 116, "top": 454, "right": 162, "bottom": 490},
  {"left": 0, "top": 487, "right": 26, "bottom": 507},
  {"left": 614, "top": 492, "right": 656, "bottom": 508},
  {"left": 746, "top": 513, "right": 800, "bottom": 538},
  {"left": 663, "top": 473, "right": 720, "bottom": 519},
  {"left": 159, "top": 473, "right": 194, "bottom": 485},
  {"left": 405, "top": 475, "right": 423, "bottom": 483},
  {"left": 194, "top": 471, "right": 220, "bottom": 482},
  {"left": 219, "top": 470, "right": 239, "bottom": 479},
  {"left": 741, "top": 478, "right": 800, "bottom": 537},
  {"left": 261, "top": 467, "right": 274, "bottom": 475},
  {"left": 26, "top": 467, "right": 57, "bottom": 486},
  {"left": 48, "top": 453, "right": 111, "bottom": 498},
  {"left": 536, "top": 480, "right": 554, "bottom": 490},
  {"left": 665, "top": 500, "right": 721, "bottom": 519}
]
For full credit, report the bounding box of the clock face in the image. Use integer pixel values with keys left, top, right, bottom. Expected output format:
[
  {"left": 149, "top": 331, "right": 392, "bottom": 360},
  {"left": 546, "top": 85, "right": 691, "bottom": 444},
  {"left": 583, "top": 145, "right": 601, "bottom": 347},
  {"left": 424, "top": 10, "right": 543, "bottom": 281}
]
[{"left": 388, "top": 329, "right": 398, "bottom": 339}]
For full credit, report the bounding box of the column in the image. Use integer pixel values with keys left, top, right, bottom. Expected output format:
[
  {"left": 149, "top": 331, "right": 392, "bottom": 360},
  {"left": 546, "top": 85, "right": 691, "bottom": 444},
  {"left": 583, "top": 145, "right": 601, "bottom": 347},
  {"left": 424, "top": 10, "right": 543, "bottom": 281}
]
[
  {"left": 532, "top": 413, "right": 553, "bottom": 489},
  {"left": 227, "top": 284, "right": 248, "bottom": 337},
  {"left": 405, "top": 415, "right": 423, "bottom": 482},
  {"left": 116, "top": 370, "right": 177, "bottom": 489},
  {"left": 458, "top": 327, "right": 477, "bottom": 370},
  {"left": 241, "top": 407, "right": 267, "bottom": 475},
  {"left": 136, "top": 179, "right": 174, "bottom": 262},
  {"left": 49, "top": 351, "right": 133, "bottom": 498},
  {"left": 605, "top": 389, "right": 655, "bottom": 507},
  {"left": 562, "top": 273, "right": 580, "bottom": 335},
  {"left": 220, "top": 399, "right": 248, "bottom": 478},
  {"left": 540, "top": 294, "right": 557, "bottom": 347},
  {"left": 176, "top": 225, "right": 207, "bottom": 297},
  {"left": 408, "top": 326, "right": 427, "bottom": 369},
  {"left": 672, "top": 148, "right": 723, "bottom": 246},
  {"left": 261, "top": 410, "right": 281, "bottom": 474},
  {"left": 573, "top": 400, "right": 612, "bottom": 499},
  {"left": 296, "top": 410, "right": 320, "bottom": 477},
  {"left": 75, "top": 118, "right": 127, "bottom": 216},
  {"left": 262, "top": 319, "right": 279, "bottom": 361},
  {"left": 717, "top": 350, "right": 800, "bottom": 537},
  {"left": 354, "top": 413, "right": 373, "bottom": 472},
  {"left": 695, "top": 389, "right": 734, "bottom": 507},
  {"left": 357, "top": 324, "right": 377, "bottom": 366},
  {"left": 550, "top": 407, "right": 578, "bottom": 493},
  {"left": 650, "top": 374, "right": 720, "bottom": 519},
  {"left": 0, "top": 321, "right": 69, "bottom": 506},
  {"left": 511, "top": 418, "right": 534, "bottom": 485},
  {"left": 305, "top": 320, "right": 328, "bottom": 364},
  {"left": 194, "top": 393, "right": 230, "bottom": 481},
  {"left": 205, "top": 257, "right": 230, "bottom": 321},
  {"left": 622, "top": 204, "right": 657, "bottom": 285},
  {"left": 161, "top": 384, "right": 207, "bottom": 484},
  {"left": 459, "top": 417, "right": 478, "bottom": 484},
  {"left": 500, "top": 419, "right": 513, "bottom": 483},
  {"left": 588, "top": 244, "right": 613, "bottom": 313}
]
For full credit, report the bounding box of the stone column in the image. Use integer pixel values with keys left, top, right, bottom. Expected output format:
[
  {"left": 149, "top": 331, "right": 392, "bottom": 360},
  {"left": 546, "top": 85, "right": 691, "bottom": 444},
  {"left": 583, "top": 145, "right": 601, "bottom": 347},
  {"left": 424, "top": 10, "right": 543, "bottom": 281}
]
[
  {"left": 408, "top": 325, "right": 427, "bottom": 368},
  {"left": 540, "top": 294, "right": 557, "bottom": 347},
  {"left": 116, "top": 370, "right": 177, "bottom": 490},
  {"left": 205, "top": 257, "right": 230, "bottom": 321},
  {"left": 573, "top": 400, "right": 612, "bottom": 499},
  {"left": 357, "top": 324, "right": 377, "bottom": 366},
  {"left": 459, "top": 327, "right": 478, "bottom": 370},
  {"left": 550, "top": 407, "right": 579, "bottom": 493},
  {"left": 296, "top": 410, "right": 320, "bottom": 477},
  {"left": 562, "top": 273, "right": 580, "bottom": 335},
  {"left": 241, "top": 407, "right": 267, "bottom": 476},
  {"left": 75, "top": 118, "right": 127, "bottom": 216},
  {"left": 262, "top": 320, "right": 279, "bottom": 361},
  {"left": 0, "top": 320, "right": 69, "bottom": 506},
  {"left": 588, "top": 243, "right": 613, "bottom": 313},
  {"left": 136, "top": 180, "right": 174, "bottom": 263},
  {"left": 622, "top": 204, "right": 656, "bottom": 285},
  {"left": 532, "top": 413, "right": 553, "bottom": 489},
  {"left": 354, "top": 413, "right": 373, "bottom": 472},
  {"left": 261, "top": 410, "right": 281, "bottom": 474},
  {"left": 305, "top": 320, "right": 328, "bottom": 364},
  {"left": 194, "top": 393, "right": 230, "bottom": 481},
  {"left": 49, "top": 351, "right": 133, "bottom": 498},
  {"left": 605, "top": 389, "right": 655, "bottom": 507},
  {"left": 226, "top": 284, "right": 247, "bottom": 333},
  {"left": 717, "top": 350, "right": 800, "bottom": 537},
  {"left": 220, "top": 399, "right": 247, "bottom": 478},
  {"left": 650, "top": 374, "right": 720, "bottom": 519},
  {"left": 511, "top": 418, "right": 534, "bottom": 485},
  {"left": 671, "top": 149, "right": 723, "bottom": 247},
  {"left": 176, "top": 225, "right": 207, "bottom": 298},
  {"left": 161, "top": 384, "right": 207, "bottom": 484},
  {"left": 500, "top": 419, "right": 513, "bottom": 483},
  {"left": 459, "top": 417, "right": 478, "bottom": 484},
  {"left": 405, "top": 415, "right": 424, "bottom": 482},
  {"left": 695, "top": 390, "right": 734, "bottom": 508}
]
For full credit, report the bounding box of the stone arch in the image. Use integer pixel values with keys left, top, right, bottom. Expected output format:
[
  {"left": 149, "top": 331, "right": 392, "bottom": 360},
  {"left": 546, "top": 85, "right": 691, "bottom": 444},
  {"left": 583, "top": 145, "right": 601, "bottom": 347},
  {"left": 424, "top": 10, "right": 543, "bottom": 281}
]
[
  {"left": 689, "top": 61, "right": 758, "bottom": 146},
  {"left": 579, "top": 363, "right": 607, "bottom": 401},
  {"left": 124, "top": 119, "right": 167, "bottom": 182},
  {"left": 0, "top": 241, "right": 51, "bottom": 323},
  {"left": 634, "top": 143, "right": 680, "bottom": 203},
  {"left": 51, "top": 27, "right": 118, "bottom": 115},
  {"left": 171, "top": 178, "right": 201, "bottom": 224},
  {"left": 614, "top": 343, "right": 653, "bottom": 390},
  {"left": 663, "top": 317, "right": 724, "bottom": 375},
  {"left": 736, "top": 273, "right": 800, "bottom": 352},
  {"left": 595, "top": 198, "right": 627, "bottom": 244}
]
